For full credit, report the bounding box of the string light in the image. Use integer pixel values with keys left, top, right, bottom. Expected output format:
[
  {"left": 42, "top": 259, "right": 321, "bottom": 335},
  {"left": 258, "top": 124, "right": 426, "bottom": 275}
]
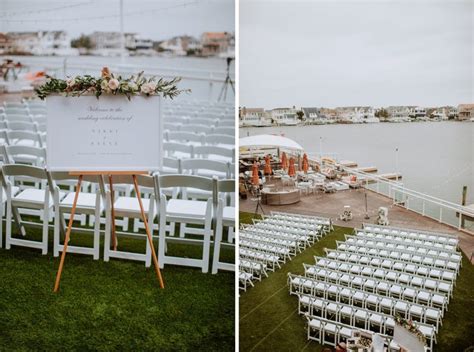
[
  {"left": 0, "top": 1, "right": 93, "bottom": 18},
  {"left": 1, "top": 1, "right": 197, "bottom": 23}
]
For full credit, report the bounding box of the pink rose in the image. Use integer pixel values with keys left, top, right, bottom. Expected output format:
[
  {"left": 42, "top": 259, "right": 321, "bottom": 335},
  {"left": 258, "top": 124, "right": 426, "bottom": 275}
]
[{"left": 108, "top": 78, "right": 120, "bottom": 90}]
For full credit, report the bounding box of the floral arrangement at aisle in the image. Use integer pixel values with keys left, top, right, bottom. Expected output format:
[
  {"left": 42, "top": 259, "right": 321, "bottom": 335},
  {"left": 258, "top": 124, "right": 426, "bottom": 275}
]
[
  {"left": 35, "top": 67, "right": 186, "bottom": 100},
  {"left": 394, "top": 314, "right": 427, "bottom": 345}
]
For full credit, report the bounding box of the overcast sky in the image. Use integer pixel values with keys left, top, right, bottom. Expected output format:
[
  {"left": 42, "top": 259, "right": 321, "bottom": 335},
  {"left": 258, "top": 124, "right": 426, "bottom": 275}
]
[
  {"left": 0, "top": 0, "right": 234, "bottom": 41},
  {"left": 240, "top": 0, "right": 473, "bottom": 108}
]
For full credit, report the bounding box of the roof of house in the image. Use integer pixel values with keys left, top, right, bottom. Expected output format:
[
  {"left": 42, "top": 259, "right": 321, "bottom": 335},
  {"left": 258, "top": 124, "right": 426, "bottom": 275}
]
[
  {"left": 302, "top": 107, "right": 320, "bottom": 116},
  {"left": 458, "top": 104, "right": 474, "bottom": 111}
]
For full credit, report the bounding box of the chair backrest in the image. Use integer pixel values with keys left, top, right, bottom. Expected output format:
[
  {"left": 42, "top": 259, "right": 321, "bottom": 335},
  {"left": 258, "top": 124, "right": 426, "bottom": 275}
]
[
  {"left": 217, "top": 119, "right": 235, "bottom": 127},
  {"left": 108, "top": 173, "right": 156, "bottom": 189},
  {"left": 7, "top": 131, "right": 43, "bottom": 147},
  {"left": 194, "top": 145, "right": 235, "bottom": 162},
  {"left": 2, "top": 145, "right": 46, "bottom": 165},
  {"left": 5, "top": 115, "right": 33, "bottom": 124},
  {"left": 180, "top": 124, "right": 214, "bottom": 134},
  {"left": 181, "top": 158, "right": 230, "bottom": 178},
  {"left": 216, "top": 179, "right": 235, "bottom": 207},
  {"left": 205, "top": 133, "right": 234, "bottom": 146},
  {"left": 213, "top": 127, "right": 234, "bottom": 136},
  {"left": 49, "top": 172, "right": 106, "bottom": 198},
  {"left": 2, "top": 164, "right": 48, "bottom": 180},
  {"left": 7, "top": 121, "right": 38, "bottom": 133},
  {"left": 165, "top": 130, "right": 204, "bottom": 144},
  {"left": 163, "top": 142, "right": 194, "bottom": 158},
  {"left": 0, "top": 121, "right": 8, "bottom": 130},
  {"left": 192, "top": 118, "right": 218, "bottom": 126},
  {"left": 159, "top": 157, "right": 182, "bottom": 174},
  {"left": 158, "top": 174, "right": 216, "bottom": 193}
]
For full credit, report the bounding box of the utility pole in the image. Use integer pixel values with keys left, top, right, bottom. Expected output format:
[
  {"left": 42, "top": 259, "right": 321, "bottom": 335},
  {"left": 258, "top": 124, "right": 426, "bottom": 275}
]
[{"left": 120, "top": 0, "right": 125, "bottom": 64}]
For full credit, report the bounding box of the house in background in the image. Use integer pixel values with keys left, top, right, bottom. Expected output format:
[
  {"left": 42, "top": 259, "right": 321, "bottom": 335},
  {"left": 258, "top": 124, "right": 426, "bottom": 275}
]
[
  {"left": 271, "top": 107, "right": 298, "bottom": 126},
  {"left": 158, "top": 36, "right": 201, "bottom": 56},
  {"left": 5, "top": 31, "right": 77, "bottom": 56},
  {"left": 457, "top": 104, "right": 474, "bottom": 121},
  {"left": 0, "top": 33, "right": 13, "bottom": 54},
  {"left": 88, "top": 31, "right": 136, "bottom": 56},
  {"left": 386, "top": 106, "right": 415, "bottom": 122},
  {"left": 201, "top": 32, "right": 234, "bottom": 57},
  {"left": 240, "top": 107, "right": 271, "bottom": 127}
]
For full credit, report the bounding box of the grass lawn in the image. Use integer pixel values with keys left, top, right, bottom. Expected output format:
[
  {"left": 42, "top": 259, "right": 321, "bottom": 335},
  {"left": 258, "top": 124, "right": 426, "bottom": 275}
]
[
  {"left": 0, "top": 220, "right": 235, "bottom": 351},
  {"left": 239, "top": 211, "right": 474, "bottom": 352}
]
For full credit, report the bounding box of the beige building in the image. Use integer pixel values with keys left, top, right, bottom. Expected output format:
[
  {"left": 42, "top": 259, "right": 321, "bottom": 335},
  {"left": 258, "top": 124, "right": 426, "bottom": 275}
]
[{"left": 457, "top": 104, "right": 474, "bottom": 120}]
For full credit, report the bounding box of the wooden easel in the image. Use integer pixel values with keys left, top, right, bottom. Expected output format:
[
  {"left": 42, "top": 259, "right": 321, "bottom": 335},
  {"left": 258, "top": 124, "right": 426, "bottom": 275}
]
[{"left": 53, "top": 171, "right": 165, "bottom": 292}]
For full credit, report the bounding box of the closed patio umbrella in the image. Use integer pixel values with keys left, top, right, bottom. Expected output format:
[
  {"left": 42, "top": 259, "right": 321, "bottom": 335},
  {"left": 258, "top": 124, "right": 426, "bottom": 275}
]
[
  {"left": 281, "top": 152, "right": 288, "bottom": 171},
  {"left": 264, "top": 155, "right": 272, "bottom": 175},
  {"left": 302, "top": 153, "right": 309, "bottom": 174},
  {"left": 252, "top": 162, "right": 260, "bottom": 185},
  {"left": 288, "top": 157, "right": 296, "bottom": 177}
]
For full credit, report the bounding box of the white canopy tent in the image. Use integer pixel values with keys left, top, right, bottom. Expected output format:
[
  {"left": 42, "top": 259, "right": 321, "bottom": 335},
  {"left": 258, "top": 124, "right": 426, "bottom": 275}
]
[{"left": 239, "top": 134, "right": 304, "bottom": 152}]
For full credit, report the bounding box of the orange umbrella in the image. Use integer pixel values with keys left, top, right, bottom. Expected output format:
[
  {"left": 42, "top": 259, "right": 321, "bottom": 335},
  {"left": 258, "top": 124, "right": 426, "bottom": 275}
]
[
  {"left": 251, "top": 162, "right": 259, "bottom": 185},
  {"left": 288, "top": 157, "right": 296, "bottom": 177},
  {"left": 264, "top": 155, "right": 272, "bottom": 175},
  {"left": 302, "top": 153, "right": 309, "bottom": 174},
  {"left": 281, "top": 152, "right": 288, "bottom": 171}
]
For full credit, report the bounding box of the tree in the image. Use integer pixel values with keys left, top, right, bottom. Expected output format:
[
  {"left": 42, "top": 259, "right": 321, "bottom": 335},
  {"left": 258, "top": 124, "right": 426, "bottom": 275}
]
[
  {"left": 375, "top": 108, "right": 388, "bottom": 118},
  {"left": 296, "top": 110, "right": 305, "bottom": 120},
  {"left": 71, "top": 35, "right": 93, "bottom": 49}
]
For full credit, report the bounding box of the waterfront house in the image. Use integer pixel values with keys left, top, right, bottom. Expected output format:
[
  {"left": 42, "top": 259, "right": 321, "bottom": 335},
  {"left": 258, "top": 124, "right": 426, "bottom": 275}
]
[
  {"left": 302, "top": 107, "right": 326, "bottom": 124},
  {"left": 0, "top": 33, "right": 13, "bottom": 54},
  {"left": 201, "top": 32, "right": 234, "bottom": 57},
  {"left": 386, "top": 106, "right": 415, "bottom": 122},
  {"left": 240, "top": 108, "right": 272, "bottom": 127},
  {"left": 414, "top": 106, "right": 427, "bottom": 120},
  {"left": 158, "top": 36, "right": 201, "bottom": 56},
  {"left": 88, "top": 31, "right": 136, "bottom": 56},
  {"left": 457, "top": 104, "right": 474, "bottom": 121},
  {"left": 271, "top": 107, "right": 298, "bottom": 126},
  {"left": 6, "top": 31, "right": 77, "bottom": 56}
]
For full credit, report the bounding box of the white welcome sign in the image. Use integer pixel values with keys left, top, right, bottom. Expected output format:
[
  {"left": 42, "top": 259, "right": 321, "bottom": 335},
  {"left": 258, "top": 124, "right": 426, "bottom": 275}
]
[{"left": 46, "top": 95, "right": 162, "bottom": 171}]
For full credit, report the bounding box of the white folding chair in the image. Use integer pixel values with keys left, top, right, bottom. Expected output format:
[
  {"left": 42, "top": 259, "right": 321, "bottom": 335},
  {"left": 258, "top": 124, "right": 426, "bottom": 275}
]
[
  {"left": 104, "top": 174, "right": 158, "bottom": 267},
  {"left": 7, "top": 130, "right": 43, "bottom": 147},
  {"left": 2, "top": 165, "right": 59, "bottom": 254},
  {"left": 212, "top": 179, "right": 235, "bottom": 274},
  {"left": 194, "top": 145, "right": 235, "bottom": 163},
  {"left": 157, "top": 174, "right": 217, "bottom": 273},
  {"left": 50, "top": 172, "right": 106, "bottom": 260}
]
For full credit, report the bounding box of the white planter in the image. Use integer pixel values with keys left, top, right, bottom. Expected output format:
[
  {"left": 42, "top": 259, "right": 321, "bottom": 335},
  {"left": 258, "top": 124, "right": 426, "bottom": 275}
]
[{"left": 46, "top": 95, "right": 162, "bottom": 172}]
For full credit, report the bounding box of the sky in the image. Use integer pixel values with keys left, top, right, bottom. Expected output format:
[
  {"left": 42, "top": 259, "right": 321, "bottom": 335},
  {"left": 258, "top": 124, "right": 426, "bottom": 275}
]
[
  {"left": 240, "top": 0, "right": 473, "bottom": 108},
  {"left": 0, "top": 0, "right": 235, "bottom": 41}
]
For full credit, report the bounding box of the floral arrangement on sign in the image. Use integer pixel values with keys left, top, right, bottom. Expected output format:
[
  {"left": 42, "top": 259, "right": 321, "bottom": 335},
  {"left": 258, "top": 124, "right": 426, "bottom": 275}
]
[
  {"left": 394, "top": 314, "right": 427, "bottom": 345},
  {"left": 35, "top": 67, "right": 187, "bottom": 100}
]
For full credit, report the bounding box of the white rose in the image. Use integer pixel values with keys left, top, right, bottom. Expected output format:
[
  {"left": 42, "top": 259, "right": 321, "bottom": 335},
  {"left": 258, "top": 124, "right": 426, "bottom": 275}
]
[
  {"left": 100, "top": 79, "right": 108, "bottom": 90},
  {"left": 66, "top": 77, "right": 76, "bottom": 87},
  {"left": 140, "top": 82, "right": 157, "bottom": 95},
  {"left": 108, "top": 78, "right": 120, "bottom": 90},
  {"left": 128, "top": 82, "right": 138, "bottom": 91}
]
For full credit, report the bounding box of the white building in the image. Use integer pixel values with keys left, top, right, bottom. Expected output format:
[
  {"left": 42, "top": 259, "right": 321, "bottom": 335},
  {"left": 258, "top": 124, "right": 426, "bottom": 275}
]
[
  {"left": 7, "top": 31, "right": 78, "bottom": 56},
  {"left": 386, "top": 106, "right": 414, "bottom": 122},
  {"left": 240, "top": 108, "right": 271, "bottom": 127},
  {"left": 271, "top": 107, "right": 298, "bottom": 125},
  {"left": 89, "top": 31, "right": 136, "bottom": 56}
]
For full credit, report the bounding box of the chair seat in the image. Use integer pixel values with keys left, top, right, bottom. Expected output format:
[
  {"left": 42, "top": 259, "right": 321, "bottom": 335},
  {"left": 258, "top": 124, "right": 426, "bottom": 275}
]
[
  {"left": 114, "top": 196, "right": 151, "bottom": 215},
  {"left": 13, "top": 188, "right": 64, "bottom": 208},
  {"left": 60, "top": 192, "right": 104, "bottom": 212},
  {"left": 167, "top": 199, "right": 209, "bottom": 219}
]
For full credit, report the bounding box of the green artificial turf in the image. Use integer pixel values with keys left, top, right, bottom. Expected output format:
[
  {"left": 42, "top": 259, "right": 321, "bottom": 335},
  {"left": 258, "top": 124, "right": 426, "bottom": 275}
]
[
  {"left": 239, "top": 211, "right": 474, "bottom": 352},
  {"left": 0, "top": 219, "right": 235, "bottom": 351}
]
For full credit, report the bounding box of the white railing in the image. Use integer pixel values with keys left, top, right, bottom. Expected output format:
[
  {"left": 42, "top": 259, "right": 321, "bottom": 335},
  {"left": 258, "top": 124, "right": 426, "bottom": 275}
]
[{"left": 342, "top": 166, "right": 474, "bottom": 234}]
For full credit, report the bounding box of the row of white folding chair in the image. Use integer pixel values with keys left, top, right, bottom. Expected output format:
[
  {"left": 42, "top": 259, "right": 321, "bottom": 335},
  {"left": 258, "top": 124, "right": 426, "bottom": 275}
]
[
  {"left": 288, "top": 273, "right": 448, "bottom": 314},
  {"left": 239, "top": 238, "right": 291, "bottom": 263},
  {"left": 347, "top": 233, "right": 461, "bottom": 263},
  {"left": 355, "top": 230, "right": 458, "bottom": 253},
  {"left": 241, "top": 226, "right": 311, "bottom": 249},
  {"left": 0, "top": 121, "right": 43, "bottom": 134},
  {"left": 336, "top": 239, "right": 460, "bottom": 273},
  {"left": 164, "top": 116, "right": 234, "bottom": 128},
  {"left": 252, "top": 222, "right": 323, "bottom": 239},
  {"left": 240, "top": 231, "right": 300, "bottom": 255},
  {"left": 181, "top": 158, "right": 233, "bottom": 180},
  {"left": 248, "top": 224, "right": 321, "bottom": 244},
  {"left": 316, "top": 252, "right": 456, "bottom": 284},
  {"left": 258, "top": 217, "right": 326, "bottom": 231},
  {"left": 362, "top": 224, "right": 459, "bottom": 247},
  {"left": 305, "top": 312, "right": 435, "bottom": 352},
  {"left": 164, "top": 142, "right": 235, "bottom": 163},
  {"left": 298, "top": 280, "right": 442, "bottom": 330},
  {"left": 255, "top": 218, "right": 328, "bottom": 235},
  {"left": 298, "top": 293, "right": 437, "bottom": 339},
  {"left": 270, "top": 211, "right": 333, "bottom": 229},
  {"left": 305, "top": 261, "right": 452, "bottom": 297},
  {"left": 325, "top": 249, "right": 457, "bottom": 283},
  {"left": 239, "top": 247, "right": 281, "bottom": 271},
  {"left": 1, "top": 166, "right": 226, "bottom": 273}
]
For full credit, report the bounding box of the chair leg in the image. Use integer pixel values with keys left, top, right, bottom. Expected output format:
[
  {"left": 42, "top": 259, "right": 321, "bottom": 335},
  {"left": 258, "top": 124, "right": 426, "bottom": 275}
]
[
  {"left": 158, "top": 210, "right": 166, "bottom": 269},
  {"left": 212, "top": 221, "right": 223, "bottom": 274},
  {"left": 0, "top": 202, "right": 4, "bottom": 248},
  {"left": 202, "top": 226, "right": 211, "bottom": 274},
  {"left": 42, "top": 205, "right": 49, "bottom": 255},
  {"left": 103, "top": 201, "right": 111, "bottom": 262},
  {"left": 53, "top": 206, "right": 61, "bottom": 257},
  {"left": 5, "top": 200, "right": 12, "bottom": 249},
  {"left": 93, "top": 211, "right": 101, "bottom": 261}
]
